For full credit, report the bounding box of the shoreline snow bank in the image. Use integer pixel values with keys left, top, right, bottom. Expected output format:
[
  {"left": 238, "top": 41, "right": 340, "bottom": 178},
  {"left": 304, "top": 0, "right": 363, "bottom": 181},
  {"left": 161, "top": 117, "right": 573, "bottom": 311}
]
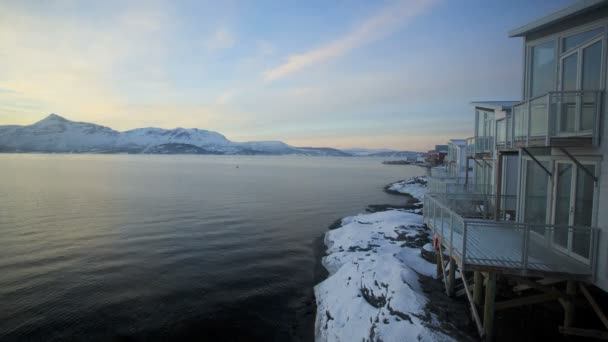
[
  {"left": 385, "top": 176, "right": 427, "bottom": 201},
  {"left": 314, "top": 209, "right": 453, "bottom": 341}
]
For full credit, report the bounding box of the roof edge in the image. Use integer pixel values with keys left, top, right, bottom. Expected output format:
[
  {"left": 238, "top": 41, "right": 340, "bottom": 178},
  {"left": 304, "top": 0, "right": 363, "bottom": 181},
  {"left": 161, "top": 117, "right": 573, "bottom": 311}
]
[{"left": 509, "top": 0, "right": 608, "bottom": 37}]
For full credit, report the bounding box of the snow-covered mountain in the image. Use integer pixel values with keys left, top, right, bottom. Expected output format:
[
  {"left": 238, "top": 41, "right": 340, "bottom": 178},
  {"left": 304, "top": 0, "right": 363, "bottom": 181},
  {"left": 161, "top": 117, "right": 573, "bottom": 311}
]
[{"left": 0, "top": 114, "right": 351, "bottom": 156}]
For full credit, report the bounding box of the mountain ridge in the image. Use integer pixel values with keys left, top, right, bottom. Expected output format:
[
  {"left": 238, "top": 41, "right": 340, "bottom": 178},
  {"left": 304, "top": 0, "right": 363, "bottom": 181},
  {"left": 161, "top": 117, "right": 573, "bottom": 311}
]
[{"left": 0, "top": 114, "right": 356, "bottom": 156}]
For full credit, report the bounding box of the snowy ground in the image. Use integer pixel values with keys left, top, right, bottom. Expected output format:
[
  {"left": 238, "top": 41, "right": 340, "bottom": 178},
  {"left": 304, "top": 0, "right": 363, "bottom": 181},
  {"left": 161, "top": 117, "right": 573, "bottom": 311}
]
[
  {"left": 385, "top": 176, "right": 427, "bottom": 201},
  {"left": 314, "top": 210, "right": 453, "bottom": 342},
  {"left": 314, "top": 177, "right": 457, "bottom": 341}
]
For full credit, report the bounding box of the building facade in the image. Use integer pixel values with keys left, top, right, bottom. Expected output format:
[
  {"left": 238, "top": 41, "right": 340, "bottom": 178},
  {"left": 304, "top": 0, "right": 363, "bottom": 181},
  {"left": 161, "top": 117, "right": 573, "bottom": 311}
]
[{"left": 423, "top": 1, "right": 608, "bottom": 339}]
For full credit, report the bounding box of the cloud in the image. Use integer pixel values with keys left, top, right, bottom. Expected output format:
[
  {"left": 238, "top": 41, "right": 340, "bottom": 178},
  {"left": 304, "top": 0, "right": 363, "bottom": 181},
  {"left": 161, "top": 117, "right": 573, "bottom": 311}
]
[
  {"left": 205, "top": 28, "right": 236, "bottom": 51},
  {"left": 263, "top": 0, "right": 436, "bottom": 82},
  {"left": 215, "top": 90, "right": 236, "bottom": 105}
]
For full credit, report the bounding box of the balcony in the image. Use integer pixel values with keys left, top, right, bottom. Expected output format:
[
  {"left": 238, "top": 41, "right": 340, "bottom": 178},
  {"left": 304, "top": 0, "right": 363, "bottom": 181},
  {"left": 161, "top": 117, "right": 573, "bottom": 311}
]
[
  {"left": 508, "top": 90, "right": 603, "bottom": 148},
  {"left": 428, "top": 177, "right": 492, "bottom": 196},
  {"left": 466, "top": 136, "right": 494, "bottom": 157},
  {"left": 495, "top": 116, "right": 513, "bottom": 150},
  {"left": 423, "top": 194, "right": 599, "bottom": 279}
]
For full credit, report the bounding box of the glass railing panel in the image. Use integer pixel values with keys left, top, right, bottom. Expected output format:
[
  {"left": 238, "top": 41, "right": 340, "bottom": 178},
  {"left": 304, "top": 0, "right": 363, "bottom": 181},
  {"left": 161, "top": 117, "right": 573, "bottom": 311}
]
[
  {"left": 529, "top": 95, "right": 548, "bottom": 137},
  {"left": 580, "top": 92, "right": 597, "bottom": 132},
  {"left": 513, "top": 104, "right": 527, "bottom": 142},
  {"left": 557, "top": 92, "right": 577, "bottom": 135},
  {"left": 496, "top": 119, "right": 506, "bottom": 144}
]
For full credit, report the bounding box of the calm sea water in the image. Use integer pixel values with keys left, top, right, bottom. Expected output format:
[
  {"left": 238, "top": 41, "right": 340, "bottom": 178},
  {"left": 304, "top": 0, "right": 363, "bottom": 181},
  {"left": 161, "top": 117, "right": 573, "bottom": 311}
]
[{"left": 0, "top": 154, "right": 425, "bottom": 341}]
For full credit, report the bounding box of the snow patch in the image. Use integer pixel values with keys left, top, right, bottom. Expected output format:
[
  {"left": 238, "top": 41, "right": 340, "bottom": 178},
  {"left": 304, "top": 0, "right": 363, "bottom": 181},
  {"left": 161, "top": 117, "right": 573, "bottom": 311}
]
[
  {"left": 315, "top": 210, "right": 454, "bottom": 342},
  {"left": 387, "top": 176, "right": 428, "bottom": 201}
]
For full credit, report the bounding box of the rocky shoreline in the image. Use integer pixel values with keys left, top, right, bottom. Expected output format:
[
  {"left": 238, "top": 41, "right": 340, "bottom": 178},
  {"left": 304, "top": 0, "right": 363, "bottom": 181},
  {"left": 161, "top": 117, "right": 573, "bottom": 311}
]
[{"left": 313, "top": 176, "right": 475, "bottom": 342}]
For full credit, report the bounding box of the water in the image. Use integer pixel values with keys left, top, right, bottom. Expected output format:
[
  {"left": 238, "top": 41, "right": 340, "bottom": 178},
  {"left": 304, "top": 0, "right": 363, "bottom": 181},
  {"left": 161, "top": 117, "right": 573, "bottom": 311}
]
[{"left": 0, "top": 154, "right": 425, "bottom": 341}]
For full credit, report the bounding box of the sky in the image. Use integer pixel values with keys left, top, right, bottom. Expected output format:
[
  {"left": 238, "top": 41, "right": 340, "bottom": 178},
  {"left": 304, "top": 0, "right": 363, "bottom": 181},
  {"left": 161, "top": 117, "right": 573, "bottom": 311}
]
[{"left": 0, "top": 0, "right": 575, "bottom": 151}]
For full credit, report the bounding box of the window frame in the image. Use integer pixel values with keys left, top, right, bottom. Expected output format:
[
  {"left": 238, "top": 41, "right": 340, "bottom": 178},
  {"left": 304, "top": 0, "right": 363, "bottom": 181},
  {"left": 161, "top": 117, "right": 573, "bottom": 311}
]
[{"left": 523, "top": 19, "right": 608, "bottom": 101}]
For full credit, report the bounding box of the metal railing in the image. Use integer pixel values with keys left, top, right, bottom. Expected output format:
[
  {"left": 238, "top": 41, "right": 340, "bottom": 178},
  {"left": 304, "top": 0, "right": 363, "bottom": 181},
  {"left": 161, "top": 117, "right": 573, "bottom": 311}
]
[
  {"left": 466, "top": 137, "right": 475, "bottom": 157},
  {"left": 466, "top": 135, "right": 494, "bottom": 156},
  {"left": 495, "top": 116, "right": 513, "bottom": 150},
  {"left": 430, "top": 167, "right": 451, "bottom": 179},
  {"left": 511, "top": 90, "right": 603, "bottom": 147},
  {"left": 427, "top": 177, "right": 492, "bottom": 196},
  {"left": 475, "top": 136, "right": 494, "bottom": 154},
  {"left": 424, "top": 194, "right": 599, "bottom": 277}
]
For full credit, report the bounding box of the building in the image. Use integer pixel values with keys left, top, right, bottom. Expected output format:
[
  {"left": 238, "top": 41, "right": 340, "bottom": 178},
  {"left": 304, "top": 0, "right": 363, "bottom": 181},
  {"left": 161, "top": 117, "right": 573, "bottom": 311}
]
[
  {"left": 425, "top": 145, "right": 448, "bottom": 166},
  {"left": 423, "top": 1, "right": 608, "bottom": 340},
  {"left": 446, "top": 139, "right": 468, "bottom": 178}
]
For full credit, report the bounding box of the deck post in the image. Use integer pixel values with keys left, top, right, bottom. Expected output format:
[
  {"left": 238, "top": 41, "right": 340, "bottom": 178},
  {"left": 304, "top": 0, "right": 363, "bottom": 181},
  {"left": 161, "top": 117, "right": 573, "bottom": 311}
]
[
  {"left": 436, "top": 250, "right": 443, "bottom": 278},
  {"left": 564, "top": 280, "right": 577, "bottom": 328},
  {"left": 483, "top": 272, "right": 497, "bottom": 341},
  {"left": 448, "top": 257, "right": 456, "bottom": 297},
  {"left": 474, "top": 271, "right": 483, "bottom": 305}
]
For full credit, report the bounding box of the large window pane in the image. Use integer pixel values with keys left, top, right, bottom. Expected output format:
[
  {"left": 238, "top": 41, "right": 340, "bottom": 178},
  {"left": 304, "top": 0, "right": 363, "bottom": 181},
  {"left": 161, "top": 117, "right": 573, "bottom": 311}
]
[
  {"left": 562, "top": 27, "right": 603, "bottom": 52},
  {"left": 530, "top": 41, "right": 556, "bottom": 98},
  {"left": 581, "top": 41, "right": 602, "bottom": 131},
  {"left": 560, "top": 53, "right": 578, "bottom": 134},
  {"left": 582, "top": 41, "right": 602, "bottom": 90},
  {"left": 554, "top": 163, "right": 573, "bottom": 249},
  {"left": 525, "top": 160, "right": 549, "bottom": 233},
  {"left": 573, "top": 165, "right": 595, "bottom": 259}
]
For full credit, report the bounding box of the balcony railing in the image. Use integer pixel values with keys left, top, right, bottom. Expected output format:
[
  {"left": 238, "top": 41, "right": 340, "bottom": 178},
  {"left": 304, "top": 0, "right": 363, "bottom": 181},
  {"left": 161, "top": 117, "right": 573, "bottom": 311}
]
[
  {"left": 430, "top": 167, "right": 451, "bottom": 179},
  {"left": 475, "top": 136, "right": 494, "bottom": 154},
  {"left": 466, "top": 136, "right": 494, "bottom": 156},
  {"left": 428, "top": 177, "right": 492, "bottom": 196},
  {"left": 495, "top": 116, "right": 513, "bottom": 150},
  {"left": 423, "top": 194, "right": 599, "bottom": 278},
  {"left": 466, "top": 137, "right": 475, "bottom": 157},
  {"left": 510, "top": 90, "right": 603, "bottom": 148}
]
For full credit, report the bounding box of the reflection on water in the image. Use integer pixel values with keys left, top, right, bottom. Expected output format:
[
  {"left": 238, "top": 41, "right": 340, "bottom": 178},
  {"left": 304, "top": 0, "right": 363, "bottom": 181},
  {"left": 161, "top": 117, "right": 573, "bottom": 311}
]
[{"left": 0, "top": 154, "right": 424, "bottom": 341}]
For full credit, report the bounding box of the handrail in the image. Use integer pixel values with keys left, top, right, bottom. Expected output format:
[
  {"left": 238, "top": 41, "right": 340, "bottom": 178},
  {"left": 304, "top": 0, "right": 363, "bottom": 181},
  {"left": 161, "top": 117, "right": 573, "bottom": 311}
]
[
  {"left": 510, "top": 90, "right": 603, "bottom": 148},
  {"left": 424, "top": 194, "right": 598, "bottom": 277},
  {"left": 512, "top": 90, "right": 602, "bottom": 108}
]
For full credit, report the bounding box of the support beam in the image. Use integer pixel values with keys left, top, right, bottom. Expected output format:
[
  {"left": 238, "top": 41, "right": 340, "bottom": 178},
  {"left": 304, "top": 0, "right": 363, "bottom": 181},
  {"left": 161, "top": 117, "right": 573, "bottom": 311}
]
[
  {"left": 564, "top": 280, "right": 576, "bottom": 328},
  {"left": 495, "top": 293, "right": 558, "bottom": 311},
  {"left": 461, "top": 269, "right": 485, "bottom": 338},
  {"left": 559, "top": 326, "right": 608, "bottom": 340},
  {"left": 522, "top": 148, "right": 552, "bottom": 177},
  {"left": 437, "top": 244, "right": 450, "bottom": 295},
  {"left": 448, "top": 257, "right": 456, "bottom": 297},
  {"left": 436, "top": 249, "right": 442, "bottom": 278},
  {"left": 559, "top": 147, "right": 598, "bottom": 182},
  {"left": 513, "top": 278, "right": 562, "bottom": 292},
  {"left": 510, "top": 277, "right": 565, "bottom": 299},
  {"left": 483, "top": 272, "right": 497, "bottom": 341},
  {"left": 579, "top": 283, "right": 608, "bottom": 330},
  {"left": 474, "top": 271, "right": 483, "bottom": 306}
]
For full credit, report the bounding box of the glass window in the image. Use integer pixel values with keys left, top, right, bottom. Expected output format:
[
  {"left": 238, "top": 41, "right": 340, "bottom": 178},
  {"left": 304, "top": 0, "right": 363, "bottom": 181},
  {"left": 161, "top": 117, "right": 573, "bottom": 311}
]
[
  {"left": 573, "top": 165, "right": 595, "bottom": 259},
  {"left": 476, "top": 111, "right": 484, "bottom": 136},
  {"left": 530, "top": 41, "right": 556, "bottom": 98},
  {"left": 562, "top": 27, "right": 604, "bottom": 52},
  {"left": 554, "top": 163, "right": 573, "bottom": 248},
  {"left": 524, "top": 160, "right": 549, "bottom": 228},
  {"left": 582, "top": 41, "right": 602, "bottom": 90},
  {"left": 561, "top": 52, "right": 578, "bottom": 91}
]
